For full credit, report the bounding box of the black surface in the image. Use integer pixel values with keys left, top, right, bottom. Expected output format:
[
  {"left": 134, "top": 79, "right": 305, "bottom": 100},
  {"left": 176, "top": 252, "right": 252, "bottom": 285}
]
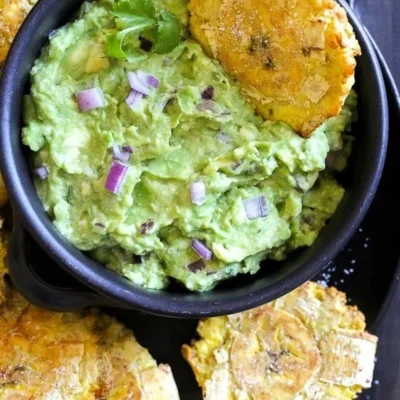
[
  {"left": 349, "top": 1, "right": 400, "bottom": 399},
  {"left": 0, "top": 0, "right": 389, "bottom": 318}
]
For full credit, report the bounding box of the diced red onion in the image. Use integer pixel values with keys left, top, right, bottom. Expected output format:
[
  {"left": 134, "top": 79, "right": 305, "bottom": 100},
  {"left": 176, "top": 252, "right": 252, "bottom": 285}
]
[
  {"left": 128, "top": 71, "right": 159, "bottom": 96},
  {"left": 188, "top": 260, "right": 206, "bottom": 273},
  {"left": 105, "top": 162, "right": 129, "bottom": 194},
  {"left": 76, "top": 88, "right": 105, "bottom": 112},
  {"left": 112, "top": 144, "right": 132, "bottom": 163},
  {"left": 126, "top": 90, "right": 144, "bottom": 110},
  {"left": 112, "top": 143, "right": 122, "bottom": 158},
  {"left": 216, "top": 131, "right": 231, "bottom": 144},
  {"left": 190, "top": 181, "right": 206, "bottom": 206},
  {"left": 191, "top": 239, "right": 213, "bottom": 260},
  {"left": 33, "top": 166, "right": 49, "bottom": 180},
  {"left": 243, "top": 196, "right": 268, "bottom": 220},
  {"left": 138, "top": 70, "right": 160, "bottom": 89},
  {"left": 128, "top": 72, "right": 152, "bottom": 96},
  {"left": 122, "top": 145, "right": 133, "bottom": 154},
  {"left": 202, "top": 86, "right": 214, "bottom": 100},
  {"left": 115, "top": 151, "right": 131, "bottom": 163},
  {"left": 148, "top": 76, "right": 159, "bottom": 88},
  {"left": 197, "top": 100, "right": 217, "bottom": 113}
]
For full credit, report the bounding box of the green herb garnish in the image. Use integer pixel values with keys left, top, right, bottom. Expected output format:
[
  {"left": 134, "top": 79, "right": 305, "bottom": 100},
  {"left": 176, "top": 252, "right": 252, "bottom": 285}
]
[{"left": 106, "top": 0, "right": 182, "bottom": 61}]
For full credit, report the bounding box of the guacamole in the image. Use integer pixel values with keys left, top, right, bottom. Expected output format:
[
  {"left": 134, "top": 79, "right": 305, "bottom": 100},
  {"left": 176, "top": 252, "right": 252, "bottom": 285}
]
[{"left": 23, "top": 0, "right": 356, "bottom": 291}]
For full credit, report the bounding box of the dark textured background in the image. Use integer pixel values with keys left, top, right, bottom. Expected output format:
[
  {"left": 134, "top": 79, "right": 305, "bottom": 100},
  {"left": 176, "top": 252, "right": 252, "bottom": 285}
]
[
  {"left": 351, "top": 0, "right": 399, "bottom": 398},
  {"left": 354, "top": 0, "right": 400, "bottom": 84},
  {"left": 6, "top": 1, "right": 399, "bottom": 398}
]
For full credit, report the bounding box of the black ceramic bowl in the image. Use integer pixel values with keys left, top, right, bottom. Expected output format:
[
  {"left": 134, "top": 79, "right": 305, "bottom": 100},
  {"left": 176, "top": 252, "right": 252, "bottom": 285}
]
[{"left": 0, "top": 0, "right": 388, "bottom": 317}]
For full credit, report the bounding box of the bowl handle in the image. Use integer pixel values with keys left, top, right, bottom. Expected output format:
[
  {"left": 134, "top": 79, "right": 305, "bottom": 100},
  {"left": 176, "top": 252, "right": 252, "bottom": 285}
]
[{"left": 7, "top": 220, "right": 124, "bottom": 311}]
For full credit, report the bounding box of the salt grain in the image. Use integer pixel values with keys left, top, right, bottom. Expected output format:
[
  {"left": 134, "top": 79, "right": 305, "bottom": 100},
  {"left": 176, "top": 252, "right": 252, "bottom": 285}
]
[{"left": 317, "top": 280, "right": 328, "bottom": 288}]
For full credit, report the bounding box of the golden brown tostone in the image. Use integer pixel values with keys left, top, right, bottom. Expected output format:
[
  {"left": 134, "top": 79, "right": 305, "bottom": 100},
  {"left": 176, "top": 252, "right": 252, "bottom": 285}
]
[
  {"left": 189, "top": 0, "right": 361, "bottom": 137},
  {"left": 0, "top": 0, "right": 38, "bottom": 65},
  {"left": 183, "top": 282, "right": 377, "bottom": 400}
]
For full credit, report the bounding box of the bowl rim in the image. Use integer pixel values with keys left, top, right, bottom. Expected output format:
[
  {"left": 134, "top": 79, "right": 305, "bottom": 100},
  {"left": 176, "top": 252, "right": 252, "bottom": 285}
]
[{"left": 0, "top": 0, "right": 389, "bottom": 317}]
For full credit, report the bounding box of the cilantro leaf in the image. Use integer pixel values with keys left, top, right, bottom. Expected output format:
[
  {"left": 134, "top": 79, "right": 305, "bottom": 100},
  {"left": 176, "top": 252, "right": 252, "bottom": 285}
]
[
  {"left": 106, "top": 0, "right": 182, "bottom": 61},
  {"left": 112, "top": 0, "right": 156, "bottom": 23},
  {"left": 106, "top": 21, "right": 154, "bottom": 61},
  {"left": 155, "top": 10, "right": 182, "bottom": 54}
]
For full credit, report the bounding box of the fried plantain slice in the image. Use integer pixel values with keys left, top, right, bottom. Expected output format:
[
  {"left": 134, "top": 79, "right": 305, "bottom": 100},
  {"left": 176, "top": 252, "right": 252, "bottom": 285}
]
[
  {"left": 0, "top": 218, "right": 179, "bottom": 399},
  {"left": 319, "top": 329, "right": 377, "bottom": 388},
  {"left": 183, "top": 282, "right": 377, "bottom": 400},
  {"left": 189, "top": 0, "right": 361, "bottom": 137},
  {"left": 0, "top": 288, "right": 180, "bottom": 399},
  {"left": 272, "top": 281, "right": 366, "bottom": 340},
  {"left": 183, "top": 305, "right": 320, "bottom": 400},
  {"left": 0, "top": 228, "right": 7, "bottom": 305},
  {"left": 0, "top": 0, "right": 37, "bottom": 65},
  {"left": 0, "top": 0, "right": 38, "bottom": 207},
  {"left": 229, "top": 306, "right": 321, "bottom": 399}
]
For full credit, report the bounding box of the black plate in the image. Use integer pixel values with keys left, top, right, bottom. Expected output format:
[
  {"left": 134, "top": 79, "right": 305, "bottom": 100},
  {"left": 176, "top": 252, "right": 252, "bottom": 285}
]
[{"left": 7, "top": 46, "right": 399, "bottom": 399}]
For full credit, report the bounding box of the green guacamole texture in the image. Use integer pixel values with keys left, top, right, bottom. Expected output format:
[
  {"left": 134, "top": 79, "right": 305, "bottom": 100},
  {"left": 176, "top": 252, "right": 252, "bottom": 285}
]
[{"left": 23, "top": 0, "right": 356, "bottom": 291}]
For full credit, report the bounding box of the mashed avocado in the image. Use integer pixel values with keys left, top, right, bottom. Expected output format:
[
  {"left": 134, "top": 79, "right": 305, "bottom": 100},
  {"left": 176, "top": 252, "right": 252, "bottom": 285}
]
[{"left": 23, "top": 0, "right": 356, "bottom": 291}]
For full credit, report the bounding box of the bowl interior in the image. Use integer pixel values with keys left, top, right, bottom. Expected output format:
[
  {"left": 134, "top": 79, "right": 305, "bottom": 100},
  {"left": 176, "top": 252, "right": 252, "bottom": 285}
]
[{"left": 0, "top": 0, "right": 388, "bottom": 316}]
